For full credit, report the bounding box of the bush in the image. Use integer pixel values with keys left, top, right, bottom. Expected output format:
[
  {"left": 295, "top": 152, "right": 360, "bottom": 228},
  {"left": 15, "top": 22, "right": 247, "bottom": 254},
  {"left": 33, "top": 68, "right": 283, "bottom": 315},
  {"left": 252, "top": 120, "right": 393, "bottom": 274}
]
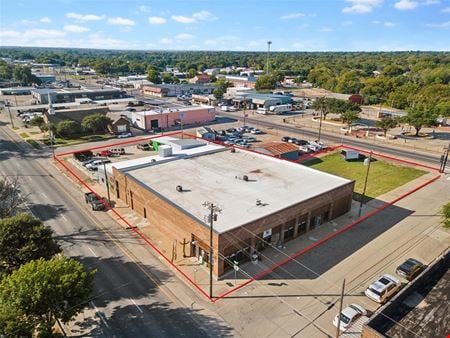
[{"left": 56, "top": 120, "right": 81, "bottom": 138}]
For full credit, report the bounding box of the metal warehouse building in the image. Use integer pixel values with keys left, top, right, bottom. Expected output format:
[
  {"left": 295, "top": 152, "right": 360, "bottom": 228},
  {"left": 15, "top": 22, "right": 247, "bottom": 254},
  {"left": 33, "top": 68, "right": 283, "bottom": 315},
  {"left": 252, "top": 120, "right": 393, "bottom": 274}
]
[{"left": 102, "top": 137, "right": 354, "bottom": 277}]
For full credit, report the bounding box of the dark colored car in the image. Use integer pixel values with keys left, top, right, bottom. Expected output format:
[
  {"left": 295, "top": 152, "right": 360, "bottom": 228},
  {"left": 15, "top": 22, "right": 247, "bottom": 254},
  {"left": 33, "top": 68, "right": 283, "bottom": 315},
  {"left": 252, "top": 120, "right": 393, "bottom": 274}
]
[
  {"left": 84, "top": 192, "right": 107, "bottom": 211},
  {"left": 395, "top": 258, "right": 424, "bottom": 281},
  {"left": 281, "top": 136, "right": 291, "bottom": 142},
  {"left": 226, "top": 128, "right": 237, "bottom": 133},
  {"left": 294, "top": 139, "right": 309, "bottom": 146}
]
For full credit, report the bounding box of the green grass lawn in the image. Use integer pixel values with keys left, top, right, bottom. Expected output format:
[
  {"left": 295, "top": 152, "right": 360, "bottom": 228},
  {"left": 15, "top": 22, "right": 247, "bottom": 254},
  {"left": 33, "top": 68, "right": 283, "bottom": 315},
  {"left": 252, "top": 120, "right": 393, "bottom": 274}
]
[
  {"left": 19, "top": 132, "right": 30, "bottom": 139},
  {"left": 41, "top": 134, "right": 114, "bottom": 147},
  {"left": 303, "top": 152, "right": 426, "bottom": 200},
  {"left": 26, "top": 139, "right": 41, "bottom": 149}
]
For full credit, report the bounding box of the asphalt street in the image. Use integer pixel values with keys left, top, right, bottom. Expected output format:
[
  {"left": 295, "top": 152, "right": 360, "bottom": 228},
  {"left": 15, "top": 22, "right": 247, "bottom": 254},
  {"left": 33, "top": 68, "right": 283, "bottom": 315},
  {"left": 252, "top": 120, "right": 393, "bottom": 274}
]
[
  {"left": 0, "top": 124, "right": 231, "bottom": 338},
  {"left": 217, "top": 111, "right": 442, "bottom": 166}
]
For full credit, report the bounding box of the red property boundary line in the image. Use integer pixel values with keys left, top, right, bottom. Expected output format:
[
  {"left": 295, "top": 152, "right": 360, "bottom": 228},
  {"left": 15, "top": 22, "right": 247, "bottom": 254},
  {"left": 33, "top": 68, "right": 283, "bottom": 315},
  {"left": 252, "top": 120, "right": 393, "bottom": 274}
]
[
  {"left": 212, "top": 173, "right": 441, "bottom": 302},
  {"left": 54, "top": 132, "right": 441, "bottom": 303},
  {"left": 53, "top": 155, "right": 213, "bottom": 302}
]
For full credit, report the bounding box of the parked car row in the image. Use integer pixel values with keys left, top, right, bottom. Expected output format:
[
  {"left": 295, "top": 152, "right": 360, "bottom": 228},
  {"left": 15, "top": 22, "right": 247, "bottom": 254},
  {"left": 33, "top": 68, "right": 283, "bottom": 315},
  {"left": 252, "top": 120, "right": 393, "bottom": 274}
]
[
  {"left": 334, "top": 258, "right": 425, "bottom": 332},
  {"left": 281, "top": 136, "right": 327, "bottom": 153}
]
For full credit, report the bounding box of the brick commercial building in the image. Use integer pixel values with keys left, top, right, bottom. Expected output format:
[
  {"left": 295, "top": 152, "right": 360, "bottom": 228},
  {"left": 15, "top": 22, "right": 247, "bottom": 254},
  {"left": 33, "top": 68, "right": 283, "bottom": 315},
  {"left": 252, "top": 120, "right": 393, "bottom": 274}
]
[
  {"left": 131, "top": 106, "right": 216, "bottom": 132},
  {"left": 101, "top": 137, "right": 354, "bottom": 277}
]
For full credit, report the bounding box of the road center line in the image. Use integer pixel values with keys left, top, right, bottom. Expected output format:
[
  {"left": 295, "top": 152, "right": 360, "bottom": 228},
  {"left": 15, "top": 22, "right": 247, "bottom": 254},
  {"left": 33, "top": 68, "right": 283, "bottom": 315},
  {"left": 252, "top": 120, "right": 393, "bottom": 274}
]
[
  {"left": 129, "top": 298, "right": 144, "bottom": 313},
  {"left": 90, "top": 301, "right": 110, "bottom": 328},
  {"left": 88, "top": 247, "right": 99, "bottom": 257}
]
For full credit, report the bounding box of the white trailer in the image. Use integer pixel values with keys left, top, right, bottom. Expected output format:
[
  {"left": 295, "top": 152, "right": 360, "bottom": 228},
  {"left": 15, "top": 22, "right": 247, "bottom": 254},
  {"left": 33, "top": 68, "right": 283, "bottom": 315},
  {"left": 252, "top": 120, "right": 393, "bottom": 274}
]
[{"left": 268, "top": 104, "right": 292, "bottom": 114}]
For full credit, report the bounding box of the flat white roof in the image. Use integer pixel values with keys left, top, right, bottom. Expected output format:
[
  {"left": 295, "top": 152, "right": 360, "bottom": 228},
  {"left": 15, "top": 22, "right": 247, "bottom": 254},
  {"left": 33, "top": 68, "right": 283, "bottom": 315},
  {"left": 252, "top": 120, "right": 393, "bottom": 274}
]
[
  {"left": 126, "top": 148, "right": 352, "bottom": 234},
  {"left": 134, "top": 105, "right": 214, "bottom": 116},
  {"left": 101, "top": 136, "right": 223, "bottom": 175}
]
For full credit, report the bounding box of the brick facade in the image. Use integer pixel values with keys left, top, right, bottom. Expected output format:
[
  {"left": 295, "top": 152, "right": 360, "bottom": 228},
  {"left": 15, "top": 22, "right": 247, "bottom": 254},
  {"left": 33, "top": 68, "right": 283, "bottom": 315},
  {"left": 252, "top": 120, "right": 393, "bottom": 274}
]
[{"left": 110, "top": 167, "right": 354, "bottom": 277}]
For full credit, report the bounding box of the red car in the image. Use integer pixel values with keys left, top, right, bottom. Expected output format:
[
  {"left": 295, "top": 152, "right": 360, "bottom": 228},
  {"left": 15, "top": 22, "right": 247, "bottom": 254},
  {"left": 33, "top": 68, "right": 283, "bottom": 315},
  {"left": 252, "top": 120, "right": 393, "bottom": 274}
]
[{"left": 96, "top": 150, "right": 113, "bottom": 157}]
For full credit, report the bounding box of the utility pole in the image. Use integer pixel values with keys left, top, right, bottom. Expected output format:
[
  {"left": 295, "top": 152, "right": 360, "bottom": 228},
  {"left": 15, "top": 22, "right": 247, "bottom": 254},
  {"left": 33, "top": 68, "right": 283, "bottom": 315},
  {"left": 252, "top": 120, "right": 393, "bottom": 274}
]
[
  {"left": 7, "top": 105, "right": 14, "bottom": 129},
  {"left": 358, "top": 151, "right": 373, "bottom": 217},
  {"left": 266, "top": 41, "right": 272, "bottom": 75},
  {"left": 202, "top": 201, "right": 222, "bottom": 299},
  {"left": 335, "top": 279, "right": 346, "bottom": 338},
  {"left": 103, "top": 162, "right": 111, "bottom": 206},
  {"left": 439, "top": 141, "right": 449, "bottom": 173},
  {"left": 318, "top": 108, "right": 323, "bottom": 142}
]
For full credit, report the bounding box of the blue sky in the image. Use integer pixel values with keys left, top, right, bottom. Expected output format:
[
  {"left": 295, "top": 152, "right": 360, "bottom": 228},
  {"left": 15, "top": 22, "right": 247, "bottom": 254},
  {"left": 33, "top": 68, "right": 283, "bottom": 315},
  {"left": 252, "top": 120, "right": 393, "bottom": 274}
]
[{"left": 0, "top": 0, "right": 449, "bottom": 51}]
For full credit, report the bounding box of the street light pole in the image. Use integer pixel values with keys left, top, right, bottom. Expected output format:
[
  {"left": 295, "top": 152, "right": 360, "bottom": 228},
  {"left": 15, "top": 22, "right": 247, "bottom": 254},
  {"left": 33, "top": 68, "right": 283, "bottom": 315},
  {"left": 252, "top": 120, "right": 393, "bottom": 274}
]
[
  {"left": 203, "top": 201, "right": 222, "bottom": 300},
  {"left": 103, "top": 162, "right": 111, "bottom": 207},
  {"left": 318, "top": 108, "right": 323, "bottom": 142},
  {"left": 335, "top": 279, "right": 346, "bottom": 338},
  {"left": 358, "top": 151, "right": 372, "bottom": 218}
]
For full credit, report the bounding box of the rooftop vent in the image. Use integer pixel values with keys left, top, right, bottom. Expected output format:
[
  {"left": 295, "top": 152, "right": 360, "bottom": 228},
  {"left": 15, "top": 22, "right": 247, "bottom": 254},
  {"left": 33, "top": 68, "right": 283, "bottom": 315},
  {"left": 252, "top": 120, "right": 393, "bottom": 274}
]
[
  {"left": 176, "top": 185, "right": 183, "bottom": 192},
  {"left": 243, "top": 175, "right": 249, "bottom": 182},
  {"left": 151, "top": 159, "right": 156, "bottom": 163},
  {"left": 230, "top": 148, "right": 236, "bottom": 153}
]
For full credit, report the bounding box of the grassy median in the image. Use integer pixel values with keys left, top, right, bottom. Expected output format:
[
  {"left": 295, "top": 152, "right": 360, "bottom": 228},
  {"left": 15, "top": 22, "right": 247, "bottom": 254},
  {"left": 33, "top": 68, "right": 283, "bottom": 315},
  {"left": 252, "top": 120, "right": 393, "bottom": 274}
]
[{"left": 303, "top": 152, "right": 426, "bottom": 200}]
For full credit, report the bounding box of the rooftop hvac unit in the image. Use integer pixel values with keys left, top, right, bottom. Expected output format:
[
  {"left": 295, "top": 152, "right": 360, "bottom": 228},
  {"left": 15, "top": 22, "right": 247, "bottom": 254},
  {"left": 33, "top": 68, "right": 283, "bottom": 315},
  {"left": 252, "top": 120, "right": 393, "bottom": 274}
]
[
  {"left": 243, "top": 175, "right": 249, "bottom": 182},
  {"left": 176, "top": 185, "right": 183, "bottom": 192},
  {"left": 158, "top": 145, "right": 173, "bottom": 158}
]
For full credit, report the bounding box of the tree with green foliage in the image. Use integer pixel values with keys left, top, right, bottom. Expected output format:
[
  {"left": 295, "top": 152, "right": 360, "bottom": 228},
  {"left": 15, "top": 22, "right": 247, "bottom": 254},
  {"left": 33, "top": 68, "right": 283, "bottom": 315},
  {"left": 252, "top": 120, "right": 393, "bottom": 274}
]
[
  {"left": 376, "top": 117, "right": 398, "bottom": 137},
  {"left": 341, "top": 110, "right": 360, "bottom": 131},
  {"left": 361, "top": 77, "right": 393, "bottom": 105},
  {"left": 0, "top": 60, "right": 13, "bottom": 80},
  {"left": 56, "top": 120, "right": 81, "bottom": 137},
  {"left": 335, "top": 70, "right": 362, "bottom": 94},
  {"left": 0, "top": 213, "right": 61, "bottom": 273},
  {"left": 213, "top": 78, "right": 232, "bottom": 99},
  {"left": 146, "top": 65, "right": 161, "bottom": 84},
  {"left": 12, "top": 66, "right": 41, "bottom": 85},
  {"left": 311, "top": 97, "right": 347, "bottom": 120},
  {"left": 441, "top": 202, "right": 450, "bottom": 228},
  {"left": 81, "top": 113, "right": 112, "bottom": 133},
  {"left": 187, "top": 68, "right": 197, "bottom": 78},
  {"left": 387, "top": 83, "right": 420, "bottom": 109},
  {"left": 307, "top": 66, "right": 335, "bottom": 89},
  {"left": 255, "top": 74, "right": 277, "bottom": 91},
  {"left": 0, "top": 256, "right": 96, "bottom": 336},
  {"left": 404, "top": 102, "right": 437, "bottom": 136},
  {"left": 29, "top": 116, "right": 45, "bottom": 128}
]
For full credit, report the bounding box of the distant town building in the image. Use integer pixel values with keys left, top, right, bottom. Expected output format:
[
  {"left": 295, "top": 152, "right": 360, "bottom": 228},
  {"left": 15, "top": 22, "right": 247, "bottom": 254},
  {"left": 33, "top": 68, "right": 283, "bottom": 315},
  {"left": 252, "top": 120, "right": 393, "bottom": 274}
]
[
  {"left": 31, "top": 88, "right": 126, "bottom": 104},
  {"left": 141, "top": 84, "right": 215, "bottom": 98},
  {"left": 131, "top": 105, "right": 216, "bottom": 131}
]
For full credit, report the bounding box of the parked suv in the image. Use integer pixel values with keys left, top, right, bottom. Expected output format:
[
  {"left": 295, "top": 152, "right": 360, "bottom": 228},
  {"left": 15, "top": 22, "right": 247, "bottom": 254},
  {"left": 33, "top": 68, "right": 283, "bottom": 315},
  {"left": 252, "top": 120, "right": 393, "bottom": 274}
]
[
  {"left": 365, "top": 274, "right": 401, "bottom": 303},
  {"left": 395, "top": 258, "right": 424, "bottom": 281},
  {"left": 137, "top": 143, "right": 151, "bottom": 151},
  {"left": 86, "top": 159, "right": 111, "bottom": 171},
  {"left": 84, "top": 192, "right": 106, "bottom": 211}
]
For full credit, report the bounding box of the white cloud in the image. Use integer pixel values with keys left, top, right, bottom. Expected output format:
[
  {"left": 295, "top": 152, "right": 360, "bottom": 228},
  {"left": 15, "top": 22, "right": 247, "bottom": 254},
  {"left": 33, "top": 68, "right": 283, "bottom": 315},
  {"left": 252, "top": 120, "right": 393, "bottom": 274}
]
[
  {"left": 175, "top": 33, "right": 194, "bottom": 40},
  {"left": 148, "top": 16, "right": 166, "bottom": 24},
  {"left": 342, "top": 21, "right": 353, "bottom": 26},
  {"left": 320, "top": 27, "right": 334, "bottom": 32},
  {"left": 192, "top": 10, "right": 217, "bottom": 21},
  {"left": 108, "top": 17, "right": 136, "bottom": 26},
  {"left": 40, "top": 17, "right": 51, "bottom": 23},
  {"left": 423, "top": 0, "right": 440, "bottom": 4},
  {"left": 394, "top": 0, "right": 418, "bottom": 10},
  {"left": 159, "top": 38, "right": 172, "bottom": 44},
  {"left": 342, "top": 0, "right": 383, "bottom": 14},
  {"left": 138, "top": 5, "right": 151, "bottom": 13},
  {"left": 171, "top": 15, "right": 196, "bottom": 23},
  {"left": 66, "top": 12, "right": 104, "bottom": 22},
  {"left": 426, "top": 21, "right": 450, "bottom": 28},
  {"left": 280, "top": 12, "right": 305, "bottom": 20},
  {"left": 441, "top": 6, "right": 450, "bottom": 12},
  {"left": 171, "top": 10, "right": 217, "bottom": 24},
  {"left": 373, "top": 20, "right": 396, "bottom": 27},
  {"left": 64, "top": 25, "right": 90, "bottom": 33}
]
